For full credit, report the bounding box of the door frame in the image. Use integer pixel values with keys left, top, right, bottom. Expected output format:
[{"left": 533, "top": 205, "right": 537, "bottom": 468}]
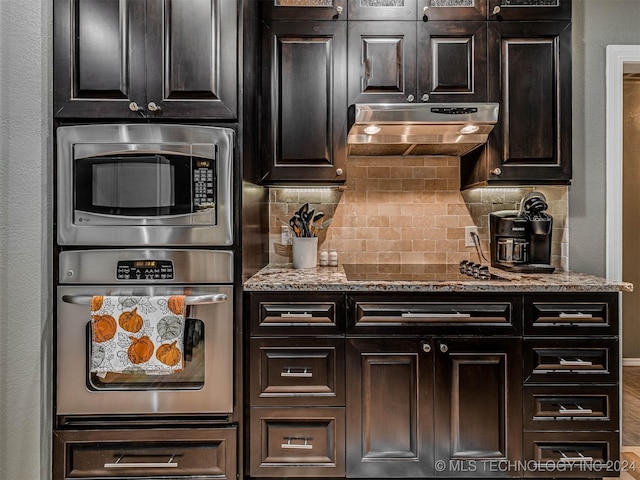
[{"left": 606, "top": 45, "right": 640, "bottom": 366}]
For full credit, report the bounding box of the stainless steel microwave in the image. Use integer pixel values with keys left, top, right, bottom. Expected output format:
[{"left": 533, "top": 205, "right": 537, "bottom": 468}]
[{"left": 56, "top": 124, "right": 234, "bottom": 246}]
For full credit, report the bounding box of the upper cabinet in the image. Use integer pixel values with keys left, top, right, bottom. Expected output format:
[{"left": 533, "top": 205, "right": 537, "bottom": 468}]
[
  {"left": 262, "top": 0, "right": 346, "bottom": 20},
  {"left": 460, "top": 19, "right": 571, "bottom": 188},
  {"left": 259, "top": 21, "right": 348, "bottom": 185},
  {"left": 53, "top": 0, "right": 237, "bottom": 119},
  {"left": 347, "top": 20, "right": 487, "bottom": 104}
]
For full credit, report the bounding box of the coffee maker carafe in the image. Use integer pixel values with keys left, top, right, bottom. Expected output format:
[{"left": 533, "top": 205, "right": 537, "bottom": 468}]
[{"left": 489, "top": 192, "right": 555, "bottom": 273}]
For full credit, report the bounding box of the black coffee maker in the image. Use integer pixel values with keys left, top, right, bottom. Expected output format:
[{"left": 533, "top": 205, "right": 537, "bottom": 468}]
[{"left": 489, "top": 192, "right": 555, "bottom": 273}]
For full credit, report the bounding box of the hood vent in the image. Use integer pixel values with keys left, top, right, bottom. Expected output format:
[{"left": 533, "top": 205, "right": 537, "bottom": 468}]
[{"left": 347, "top": 103, "right": 499, "bottom": 157}]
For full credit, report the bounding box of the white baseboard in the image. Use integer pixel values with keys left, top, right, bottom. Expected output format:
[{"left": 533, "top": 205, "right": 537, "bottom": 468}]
[{"left": 623, "top": 358, "right": 640, "bottom": 366}]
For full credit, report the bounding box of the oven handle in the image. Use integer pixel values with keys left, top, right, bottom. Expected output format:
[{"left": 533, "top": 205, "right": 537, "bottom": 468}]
[{"left": 62, "top": 294, "right": 228, "bottom": 305}]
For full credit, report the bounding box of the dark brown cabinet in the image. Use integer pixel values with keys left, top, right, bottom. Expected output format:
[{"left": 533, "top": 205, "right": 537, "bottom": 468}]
[
  {"left": 433, "top": 337, "right": 522, "bottom": 477},
  {"left": 244, "top": 289, "right": 620, "bottom": 479},
  {"left": 245, "top": 292, "right": 347, "bottom": 477},
  {"left": 347, "top": 21, "right": 487, "bottom": 105},
  {"left": 53, "top": 427, "right": 237, "bottom": 479},
  {"left": 345, "top": 338, "right": 435, "bottom": 478},
  {"left": 259, "top": 20, "right": 347, "bottom": 185},
  {"left": 53, "top": 0, "right": 237, "bottom": 119},
  {"left": 461, "top": 20, "right": 572, "bottom": 188},
  {"left": 348, "top": 0, "right": 486, "bottom": 20},
  {"left": 346, "top": 336, "right": 521, "bottom": 478}
]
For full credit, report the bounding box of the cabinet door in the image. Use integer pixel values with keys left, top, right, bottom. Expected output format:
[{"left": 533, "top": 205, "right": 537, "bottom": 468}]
[
  {"left": 488, "top": 0, "right": 571, "bottom": 21},
  {"left": 262, "top": 0, "right": 346, "bottom": 21},
  {"left": 418, "top": 0, "right": 486, "bottom": 21},
  {"left": 434, "top": 338, "right": 522, "bottom": 477},
  {"left": 260, "top": 21, "right": 347, "bottom": 185},
  {"left": 347, "top": 21, "right": 417, "bottom": 104},
  {"left": 145, "top": 0, "right": 237, "bottom": 119},
  {"left": 417, "top": 21, "right": 487, "bottom": 103},
  {"left": 485, "top": 21, "right": 572, "bottom": 184},
  {"left": 53, "top": 0, "right": 147, "bottom": 118},
  {"left": 346, "top": 338, "right": 434, "bottom": 478}
]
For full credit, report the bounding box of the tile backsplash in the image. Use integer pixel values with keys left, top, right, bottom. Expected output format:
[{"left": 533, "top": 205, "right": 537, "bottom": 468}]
[{"left": 268, "top": 156, "right": 568, "bottom": 270}]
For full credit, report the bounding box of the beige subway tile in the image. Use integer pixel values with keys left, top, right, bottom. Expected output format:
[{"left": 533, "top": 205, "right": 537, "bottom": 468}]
[
  {"left": 355, "top": 251, "right": 380, "bottom": 263},
  {"left": 425, "top": 179, "right": 449, "bottom": 190},
  {"left": 436, "top": 239, "right": 460, "bottom": 252},
  {"left": 401, "top": 203, "right": 425, "bottom": 216},
  {"left": 389, "top": 215, "right": 413, "bottom": 227},
  {"left": 402, "top": 178, "right": 426, "bottom": 190},
  {"left": 425, "top": 252, "right": 448, "bottom": 263},
  {"left": 368, "top": 166, "right": 390, "bottom": 178},
  {"left": 367, "top": 216, "right": 390, "bottom": 227},
  {"left": 365, "top": 239, "right": 391, "bottom": 251},
  {"left": 378, "top": 203, "right": 402, "bottom": 216},
  {"left": 379, "top": 226, "right": 403, "bottom": 240},
  {"left": 412, "top": 216, "right": 436, "bottom": 228},
  {"left": 389, "top": 166, "right": 416, "bottom": 179},
  {"left": 435, "top": 215, "right": 460, "bottom": 228},
  {"left": 423, "top": 227, "right": 446, "bottom": 240},
  {"left": 367, "top": 190, "right": 390, "bottom": 203},
  {"left": 379, "top": 251, "right": 402, "bottom": 263},
  {"left": 423, "top": 204, "right": 449, "bottom": 216},
  {"left": 400, "top": 251, "right": 426, "bottom": 263},
  {"left": 401, "top": 158, "right": 426, "bottom": 166},
  {"left": 413, "top": 166, "right": 437, "bottom": 179},
  {"left": 401, "top": 227, "right": 426, "bottom": 240},
  {"left": 413, "top": 191, "right": 437, "bottom": 203},
  {"left": 358, "top": 227, "right": 380, "bottom": 240},
  {"left": 447, "top": 227, "right": 466, "bottom": 240},
  {"left": 389, "top": 239, "right": 413, "bottom": 251},
  {"left": 412, "top": 239, "right": 437, "bottom": 251}
]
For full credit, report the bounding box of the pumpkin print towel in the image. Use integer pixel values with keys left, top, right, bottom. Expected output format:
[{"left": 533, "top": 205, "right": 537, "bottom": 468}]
[{"left": 90, "top": 295, "right": 186, "bottom": 376}]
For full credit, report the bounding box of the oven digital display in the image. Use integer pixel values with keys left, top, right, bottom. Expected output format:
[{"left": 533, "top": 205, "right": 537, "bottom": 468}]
[{"left": 116, "top": 260, "right": 174, "bottom": 281}]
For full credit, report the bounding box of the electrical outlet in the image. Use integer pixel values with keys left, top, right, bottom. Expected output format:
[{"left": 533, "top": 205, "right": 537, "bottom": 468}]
[
  {"left": 281, "top": 225, "right": 292, "bottom": 245},
  {"left": 465, "top": 226, "right": 479, "bottom": 247}
]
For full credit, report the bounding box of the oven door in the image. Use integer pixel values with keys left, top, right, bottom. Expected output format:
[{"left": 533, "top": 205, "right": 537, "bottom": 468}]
[
  {"left": 56, "top": 124, "right": 233, "bottom": 246},
  {"left": 56, "top": 285, "right": 233, "bottom": 416}
]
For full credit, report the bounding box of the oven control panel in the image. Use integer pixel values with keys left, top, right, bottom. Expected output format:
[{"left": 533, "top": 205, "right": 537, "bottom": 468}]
[
  {"left": 193, "top": 159, "right": 215, "bottom": 209},
  {"left": 116, "top": 260, "right": 174, "bottom": 281}
]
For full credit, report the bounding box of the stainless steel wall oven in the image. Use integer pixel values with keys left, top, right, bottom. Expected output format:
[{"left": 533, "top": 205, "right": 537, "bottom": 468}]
[
  {"left": 56, "top": 124, "right": 234, "bottom": 246},
  {"left": 56, "top": 248, "right": 234, "bottom": 421}
]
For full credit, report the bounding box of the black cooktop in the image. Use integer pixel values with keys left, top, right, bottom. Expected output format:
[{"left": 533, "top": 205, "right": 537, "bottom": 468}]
[{"left": 342, "top": 263, "right": 508, "bottom": 282}]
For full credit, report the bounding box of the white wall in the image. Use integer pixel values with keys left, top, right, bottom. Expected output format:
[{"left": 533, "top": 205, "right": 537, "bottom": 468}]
[
  {"left": 570, "top": 0, "right": 640, "bottom": 276},
  {"left": 0, "top": 0, "right": 52, "bottom": 479}
]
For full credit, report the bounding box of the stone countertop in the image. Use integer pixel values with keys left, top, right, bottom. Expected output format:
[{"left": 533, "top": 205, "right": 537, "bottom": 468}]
[{"left": 243, "top": 264, "right": 634, "bottom": 293}]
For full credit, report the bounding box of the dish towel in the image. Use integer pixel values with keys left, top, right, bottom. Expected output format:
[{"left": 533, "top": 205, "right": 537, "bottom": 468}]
[{"left": 90, "top": 295, "right": 186, "bottom": 376}]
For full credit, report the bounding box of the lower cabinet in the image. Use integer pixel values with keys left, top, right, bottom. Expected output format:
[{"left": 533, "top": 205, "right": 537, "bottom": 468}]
[
  {"left": 346, "top": 337, "right": 522, "bottom": 478},
  {"left": 244, "top": 291, "right": 620, "bottom": 479},
  {"left": 52, "top": 427, "right": 236, "bottom": 479}
]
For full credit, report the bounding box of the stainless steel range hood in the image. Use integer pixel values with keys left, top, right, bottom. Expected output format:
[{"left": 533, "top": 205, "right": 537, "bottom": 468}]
[{"left": 347, "top": 103, "right": 499, "bottom": 157}]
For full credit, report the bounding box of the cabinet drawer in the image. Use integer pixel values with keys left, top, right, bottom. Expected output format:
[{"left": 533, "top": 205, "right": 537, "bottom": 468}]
[
  {"left": 248, "top": 292, "right": 345, "bottom": 336},
  {"left": 249, "top": 407, "right": 345, "bottom": 477},
  {"left": 523, "top": 339, "right": 618, "bottom": 384},
  {"left": 524, "top": 294, "right": 617, "bottom": 335},
  {"left": 348, "top": 293, "right": 521, "bottom": 334},
  {"left": 250, "top": 338, "right": 345, "bottom": 406},
  {"left": 523, "top": 385, "right": 619, "bottom": 431},
  {"left": 53, "top": 427, "right": 236, "bottom": 479},
  {"left": 524, "top": 432, "right": 619, "bottom": 477}
]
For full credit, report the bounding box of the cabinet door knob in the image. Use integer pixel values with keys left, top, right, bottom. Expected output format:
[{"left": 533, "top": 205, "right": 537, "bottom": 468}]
[
  {"left": 407, "top": 94, "right": 415, "bottom": 102},
  {"left": 421, "top": 94, "right": 429, "bottom": 102},
  {"left": 336, "top": 5, "right": 343, "bottom": 15},
  {"left": 128, "top": 102, "right": 143, "bottom": 112},
  {"left": 147, "top": 101, "right": 161, "bottom": 112},
  {"left": 422, "top": 343, "right": 432, "bottom": 354},
  {"left": 335, "top": 168, "right": 344, "bottom": 176},
  {"left": 439, "top": 343, "right": 449, "bottom": 353},
  {"left": 492, "top": 5, "right": 501, "bottom": 15},
  {"left": 491, "top": 167, "right": 502, "bottom": 176}
]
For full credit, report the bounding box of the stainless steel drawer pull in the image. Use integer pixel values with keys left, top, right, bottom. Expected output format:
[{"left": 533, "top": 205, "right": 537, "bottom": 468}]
[
  {"left": 559, "top": 404, "right": 593, "bottom": 415},
  {"left": 280, "top": 312, "right": 313, "bottom": 318},
  {"left": 559, "top": 358, "right": 593, "bottom": 366},
  {"left": 281, "top": 437, "right": 313, "bottom": 450},
  {"left": 63, "top": 294, "right": 227, "bottom": 305},
  {"left": 281, "top": 368, "right": 313, "bottom": 378},
  {"left": 558, "top": 312, "right": 594, "bottom": 319},
  {"left": 558, "top": 451, "right": 593, "bottom": 463},
  {"left": 401, "top": 312, "right": 471, "bottom": 319},
  {"left": 104, "top": 454, "right": 178, "bottom": 468}
]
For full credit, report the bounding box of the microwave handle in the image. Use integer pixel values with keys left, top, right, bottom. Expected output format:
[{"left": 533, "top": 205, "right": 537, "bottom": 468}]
[{"left": 62, "top": 294, "right": 228, "bottom": 305}]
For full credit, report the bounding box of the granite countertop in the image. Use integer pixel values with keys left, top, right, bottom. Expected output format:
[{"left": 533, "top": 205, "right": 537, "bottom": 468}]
[{"left": 243, "top": 264, "right": 634, "bottom": 293}]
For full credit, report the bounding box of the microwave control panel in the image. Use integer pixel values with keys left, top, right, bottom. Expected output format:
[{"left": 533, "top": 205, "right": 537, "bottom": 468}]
[
  {"left": 193, "top": 160, "right": 215, "bottom": 209},
  {"left": 116, "top": 260, "right": 175, "bottom": 281}
]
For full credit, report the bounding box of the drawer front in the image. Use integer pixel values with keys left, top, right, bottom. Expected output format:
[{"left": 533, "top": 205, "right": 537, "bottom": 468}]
[
  {"left": 250, "top": 338, "right": 345, "bottom": 406},
  {"left": 348, "top": 293, "right": 521, "bottom": 334},
  {"left": 248, "top": 292, "right": 345, "bottom": 336},
  {"left": 524, "top": 431, "right": 620, "bottom": 477},
  {"left": 524, "top": 293, "right": 618, "bottom": 336},
  {"left": 523, "top": 385, "right": 619, "bottom": 431},
  {"left": 53, "top": 427, "right": 236, "bottom": 479},
  {"left": 249, "top": 407, "right": 345, "bottom": 477},
  {"left": 523, "top": 339, "right": 619, "bottom": 384}
]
